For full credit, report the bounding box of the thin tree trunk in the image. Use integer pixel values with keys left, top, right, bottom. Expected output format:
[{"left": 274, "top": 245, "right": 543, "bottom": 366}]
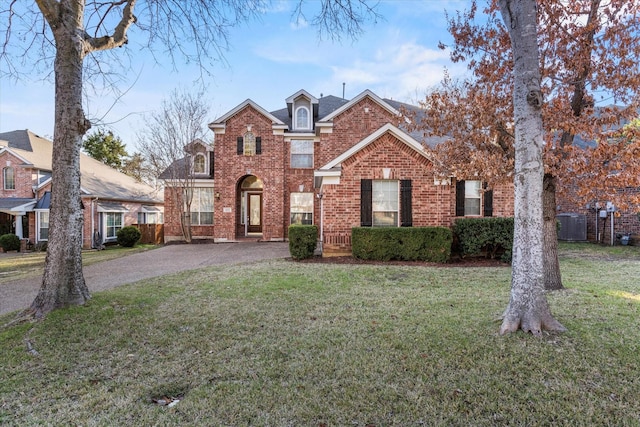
[
  {"left": 27, "top": 2, "right": 91, "bottom": 318},
  {"left": 498, "top": 0, "right": 565, "bottom": 335},
  {"left": 543, "top": 174, "right": 563, "bottom": 290}
]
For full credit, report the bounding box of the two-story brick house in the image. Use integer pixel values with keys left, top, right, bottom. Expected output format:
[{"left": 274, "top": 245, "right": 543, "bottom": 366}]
[
  {"left": 0, "top": 130, "right": 164, "bottom": 249},
  {"left": 161, "top": 89, "right": 514, "bottom": 255}
]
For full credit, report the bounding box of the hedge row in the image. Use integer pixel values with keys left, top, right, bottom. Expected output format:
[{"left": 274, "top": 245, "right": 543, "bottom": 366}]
[
  {"left": 453, "top": 217, "right": 514, "bottom": 262},
  {"left": 351, "top": 227, "right": 452, "bottom": 263},
  {"left": 288, "top": 225, "right": 318, "bottom": 259}
]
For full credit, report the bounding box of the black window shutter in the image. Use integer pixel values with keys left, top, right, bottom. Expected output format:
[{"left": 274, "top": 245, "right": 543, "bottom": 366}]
[
  {"left": 236, "top": 137, "right": 243, "bottom": 155},
  {"left": 256, "top": 137, "right": 262, "bottom": 154},
  {"left": 209, "top": 151, "right": 215, "bottom": 177},
  {"left": 456, "top": 180, "right": 465, "bottom": 217},
  {"left": 483, "top": 183, "right": 493, "bottom": 217},
  {"left": 400, "top": 179, "right": 412, "bottom": 227},
  {"left": 360, "top": 179, "right": 372, "bottom": 227}
]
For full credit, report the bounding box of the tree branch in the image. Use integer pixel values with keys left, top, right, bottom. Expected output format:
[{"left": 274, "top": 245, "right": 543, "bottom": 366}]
[{"left": 85, "top": 0, "right": 137, "bottom": 53}]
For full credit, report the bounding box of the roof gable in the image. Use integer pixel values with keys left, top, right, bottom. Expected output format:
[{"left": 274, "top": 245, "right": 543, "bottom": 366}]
[
  {"left": 319, "top": 124, "right": 430, "bottom": 171},
  {"left": 318, "top": 90, "right": 400, "bottom": 123},
  {"left": 208, "top": 99, "right": 286, "bottom": 130}
]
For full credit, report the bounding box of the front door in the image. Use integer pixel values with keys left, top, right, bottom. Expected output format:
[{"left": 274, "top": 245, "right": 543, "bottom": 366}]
[{"left": 245, "top": 192, "right": 262, "bottom": 234}]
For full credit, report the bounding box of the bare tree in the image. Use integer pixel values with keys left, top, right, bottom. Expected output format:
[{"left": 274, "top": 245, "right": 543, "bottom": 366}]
[
  {"left": 1, "top": 0, "right": 379, "bottom": 318},
  {"left": 138, "top": 88, "right": 210, "bottom": 243},
  {"left": 497, "top": 0, "right": 565, "bottom": 335}
]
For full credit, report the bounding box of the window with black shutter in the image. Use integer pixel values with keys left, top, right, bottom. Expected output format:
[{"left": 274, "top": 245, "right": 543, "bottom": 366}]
[
  {"left": 483, "top": 183, "right": 493, "bottom": 217},
  {"left": 400, "top": 179, "right": 412, "bottom": 227},
  {"left": 456, "top": 180, "right": 466, "bottom": 217},
  {"left": 360, "top": 179, "right": 372, "bottom": 227},
  {"left": 236, "top": 137, "right": 243, "bottom": 155}
]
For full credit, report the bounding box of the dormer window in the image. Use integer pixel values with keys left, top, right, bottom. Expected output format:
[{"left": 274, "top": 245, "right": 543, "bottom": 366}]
[
  {"left": 193, "top": 153, "right": 206, "bottom": 174},
  {"left": 295, "top": 106, "right": 310, "bottom": 130}
]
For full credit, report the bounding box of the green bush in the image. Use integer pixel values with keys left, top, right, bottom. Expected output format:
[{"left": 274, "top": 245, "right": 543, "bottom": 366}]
[
  {"left": 0, "top": 234, "right": 21, "bottom": 252},
  {"left": 351, "top": 227, "right": 452, "bottom": 263},
  {"left": 453, "top": 217, "right": 514, "bottom": 262},
  {"left": 116, "top": 226, "right": 142, "bottom": 247},
  {"left": 288, "top": 225, "right": 318, "bottom": 260}
]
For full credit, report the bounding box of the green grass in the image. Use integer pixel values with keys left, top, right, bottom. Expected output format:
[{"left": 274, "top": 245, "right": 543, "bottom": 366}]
[
  {"left": 0, "top": 243, "right": 639, "bottom": 426},
  {"left": 0, "top": 244, "right": 159, "bottom": 285}
]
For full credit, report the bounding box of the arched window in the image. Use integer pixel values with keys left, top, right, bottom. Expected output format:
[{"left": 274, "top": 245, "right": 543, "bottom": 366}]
[
  {"left": 193, "top": 153, "right": 206, "bottom": 174},
  {"left": 3, "top": 167, "right": 15, "bottom": 190},
  {"left": 295, "top": 106, "right": 310, "bottom": 130}
]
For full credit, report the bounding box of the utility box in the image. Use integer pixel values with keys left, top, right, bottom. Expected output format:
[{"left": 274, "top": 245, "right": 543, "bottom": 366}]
[{"left": 557, "top": 213, "right": 587, "bottom": 241}]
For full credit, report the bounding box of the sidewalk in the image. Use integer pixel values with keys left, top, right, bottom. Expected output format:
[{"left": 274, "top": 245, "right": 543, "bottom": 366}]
[{"left": 0, "top": 242, "right": 290, "bottom": 315}]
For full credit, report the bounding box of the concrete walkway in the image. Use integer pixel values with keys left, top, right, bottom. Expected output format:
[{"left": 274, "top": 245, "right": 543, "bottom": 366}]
[{"left": 0, "top": 242, "right": 290, "bottom": 316}]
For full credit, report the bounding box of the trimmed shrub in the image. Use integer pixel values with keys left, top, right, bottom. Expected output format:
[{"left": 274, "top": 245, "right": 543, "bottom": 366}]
[
  {"left": 0, "top": 234, "right": 21, "bottom": 252},
  {"left": 453, "top": 217, "right": 514, "bottom": 262},
  {"left": 289, "top": 225, "right": 318, "bottom": 260},
  {"left": 352, "top": 227, "right": 452, "bottom": 263},
  {"left": 116, "top": 226, "right": 142, "bottom": 247}
]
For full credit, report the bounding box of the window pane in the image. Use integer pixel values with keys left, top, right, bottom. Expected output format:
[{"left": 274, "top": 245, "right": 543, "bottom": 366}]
[
  {"left": 373, "top": 212, "right": 398, "bottom": 227},
  {"left": 291, "top": 140, "right": 313, "bottom": 168},
  {"left": 296, "top": 107, "right": 309, "bottom": 129},
  {"left": 244, "top": 132, "right": 256, "bottom": 155},
  {"left": 3, "top": 168, "right": 15, "bottom": 190},
  {"left": 189, "top": 187, "right": 214, "bottom": 225},
  {"left": 39, "top": 212, "right": 49, "bottom": 240},
  {"left": 464, "top": 180, "right": 481, "bottom": 215},
  {"left": 372, "top": 180, "right": 398, "bottom": 227},
  {"left": 193, "top": 154, "right": 205, "bottom": 173},
  {"left": 290, "top": 193, "right": 313, "bottom": 224}
]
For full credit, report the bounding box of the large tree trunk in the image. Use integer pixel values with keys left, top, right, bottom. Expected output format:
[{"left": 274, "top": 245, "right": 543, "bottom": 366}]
[
  {"left": 543, "top": 174, "right": 563, "bottom": 290},
  {"left": 27, "top": 2, "right": 91, "bottom": 318},
  {"left": 498, "top": 0, "right": 565, "bottom": 335}
]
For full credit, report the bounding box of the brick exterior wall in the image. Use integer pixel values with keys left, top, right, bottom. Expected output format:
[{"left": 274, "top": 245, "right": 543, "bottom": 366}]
[
  {"left": 1, "top": 153, "right": 33, "bottom": 198},
  {"left": 162, "top": 92, "right": 517, "bottom": 253},
  {"left": 557, "top": 184, "right": 640, "bottom": 245}
]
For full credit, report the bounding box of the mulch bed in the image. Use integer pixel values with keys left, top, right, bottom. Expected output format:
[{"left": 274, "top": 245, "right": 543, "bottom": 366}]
[{"left": 293, "top": 255, "right": 509, "bottom": 268}]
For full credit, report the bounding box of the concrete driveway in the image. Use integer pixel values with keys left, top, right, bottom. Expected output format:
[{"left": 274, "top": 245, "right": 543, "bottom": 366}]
[{"left": 0, "top": 242, "right": 290, "bottom": 316}]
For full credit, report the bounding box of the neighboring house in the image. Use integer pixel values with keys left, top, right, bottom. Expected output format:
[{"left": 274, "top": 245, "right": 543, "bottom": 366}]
[
  {"left": 0, "top": 130, "right": 164, "bottom": 249},
  {"left": 161, "top": 89, "right": 514, "bottom": 255}
]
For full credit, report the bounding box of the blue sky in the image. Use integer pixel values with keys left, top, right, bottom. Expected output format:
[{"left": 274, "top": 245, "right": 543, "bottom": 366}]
[{"left": 0, "top": 0, "right": 473, "bottom": 150}]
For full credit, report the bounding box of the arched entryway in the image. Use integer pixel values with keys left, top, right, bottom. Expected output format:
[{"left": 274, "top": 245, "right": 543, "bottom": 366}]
[{"left": 237, "top": 175, "right": 263, "bottom": 237}]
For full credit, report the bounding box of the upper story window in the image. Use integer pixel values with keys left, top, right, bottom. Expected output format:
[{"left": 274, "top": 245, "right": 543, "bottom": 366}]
[
  {"left": 193, "top": 153, "right": 206, "bottom": 174},
  {"left": 3, "top": 167, "right": 15, "bottom": 190},
  {"left": 237, "top": 132, "right": 262, "bottom": 156},
  {"left": 295, "top": 106, "right": 310, "bottom": 130},
  {"left": 290, "top": 140, "right": 314, "bottom": 168}
]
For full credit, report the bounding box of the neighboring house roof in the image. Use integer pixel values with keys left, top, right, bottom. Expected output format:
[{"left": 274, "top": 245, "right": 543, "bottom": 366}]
[
  {"left": 0, "top": 130, "right": 163, "bottom": 203},
  {"left": 0, "top": 198, "right": 37, "bottom": 214}
]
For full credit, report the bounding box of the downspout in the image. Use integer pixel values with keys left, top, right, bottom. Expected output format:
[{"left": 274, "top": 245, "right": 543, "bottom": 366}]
[
  {"left": 318, "top": 190, "right": 324, "bottom": 254},
  {"left": 91, "top": 197, "right": 98, "bottom": 248}
]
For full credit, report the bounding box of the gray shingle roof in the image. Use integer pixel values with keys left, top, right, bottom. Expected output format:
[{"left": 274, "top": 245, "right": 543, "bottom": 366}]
[{"left": 0, "top": 130, "right": 163, "bottom": 203}]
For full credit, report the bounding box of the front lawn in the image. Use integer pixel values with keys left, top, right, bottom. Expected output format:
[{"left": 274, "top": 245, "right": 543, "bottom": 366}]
[{"left": 0, "top": 243, "right": 638, "bottom": 425}]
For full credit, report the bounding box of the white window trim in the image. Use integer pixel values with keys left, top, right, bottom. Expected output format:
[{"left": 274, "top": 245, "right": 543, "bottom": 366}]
[
  {"left": 464, "top": 180, "right": 482, "bottom": 216},
  {"left": 3, "top": 167, "right": 15, "bottom": 190},
  {"left": 290, "top": 139, "right": 314, "bottom": 169},
  {"left": 192, "top": 153, "right": 207, "bottom": 174},
  {"left": 372, "top": 180, "right": 399, "bottom": 227},
  {"left": 103, "top": 212, "right": 124, "bottom": 241},
  {"left": 294, "top": 106, "right": 311, "bottom": 130},
  {"left": 35, "top": 210, "right": 49, "bottom": 242},
  {"left": 290, "top": 192, "right": 314, "bottom": 225}
]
